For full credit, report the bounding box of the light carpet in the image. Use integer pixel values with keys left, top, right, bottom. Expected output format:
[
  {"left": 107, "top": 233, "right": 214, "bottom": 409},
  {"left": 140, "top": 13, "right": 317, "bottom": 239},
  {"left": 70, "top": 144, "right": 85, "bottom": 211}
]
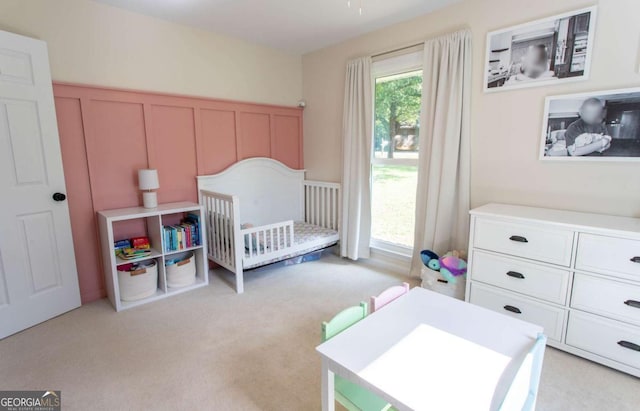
[{"left": 0, "top": 254, "right": 638, "bottom": 410}]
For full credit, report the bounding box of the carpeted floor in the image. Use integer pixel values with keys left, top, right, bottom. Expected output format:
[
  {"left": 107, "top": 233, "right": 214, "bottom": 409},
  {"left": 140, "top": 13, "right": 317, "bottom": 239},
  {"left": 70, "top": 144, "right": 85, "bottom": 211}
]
[{"left": 0, "top": 254, "right": 638, "bottom": 410}]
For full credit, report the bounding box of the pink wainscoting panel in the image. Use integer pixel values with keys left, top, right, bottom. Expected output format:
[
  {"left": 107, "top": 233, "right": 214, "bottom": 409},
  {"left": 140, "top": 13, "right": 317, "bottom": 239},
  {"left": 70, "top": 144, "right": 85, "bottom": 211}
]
[
  {"left": 53, "top": 82, "right": 303, "bottom": 303},
  {"left": 84, "top": 100, "right": 149, "bottom": 210},
  {"left": 238, "top": 112, "right": 271, "bottom": 160},
  {"left": 272, "top": 114, "right": 302, "bottom": 169},
  {"left": 149, "top": 105, "right": 198, "bottom": 203},
  {"left": 84, "top": 99, "right": 148, "bottom": 244},
  {"left": 199, "top": 108, "right": 237, "bottom": 174},
  {"left": 55, "top": 97, "right": 104, "bottom": 303},
  {"left": 111, "top": 220, "right": 150, "bottom": 243}
]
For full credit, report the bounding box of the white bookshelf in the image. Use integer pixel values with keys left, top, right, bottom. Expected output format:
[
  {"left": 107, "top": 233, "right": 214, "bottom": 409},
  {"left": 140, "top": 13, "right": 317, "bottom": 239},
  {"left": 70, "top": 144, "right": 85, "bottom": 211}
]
[{"left": 97, "top": 202, "right": 208, "bottom": 311}]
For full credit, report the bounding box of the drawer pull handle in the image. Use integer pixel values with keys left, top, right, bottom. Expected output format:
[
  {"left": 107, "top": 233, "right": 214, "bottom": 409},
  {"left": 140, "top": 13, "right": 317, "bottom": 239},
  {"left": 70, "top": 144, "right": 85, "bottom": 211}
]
[
  {"left": 617, "top": 340, "right": 640, "bottom": 352},
  {"left": 630, "top": 257, "right": 640, "bottom": 264},
  {"left": 503, "top": 305, "right": 522, "bottom": 314},
  {"left": 506, "top": 271, "right": 525, "bottom": 279},
  {"left": 509, "top": 235, "right": 528, "bottom": 243},
  {"left": 624, "top": 300, "right": 640, "bottom": 309}
]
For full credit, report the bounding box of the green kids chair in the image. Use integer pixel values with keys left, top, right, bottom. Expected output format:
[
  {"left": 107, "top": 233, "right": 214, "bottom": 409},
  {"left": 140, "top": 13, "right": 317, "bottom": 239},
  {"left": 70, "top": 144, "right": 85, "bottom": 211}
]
[{"left": 321, "top": 302, "right": 394, "bottom": 411}]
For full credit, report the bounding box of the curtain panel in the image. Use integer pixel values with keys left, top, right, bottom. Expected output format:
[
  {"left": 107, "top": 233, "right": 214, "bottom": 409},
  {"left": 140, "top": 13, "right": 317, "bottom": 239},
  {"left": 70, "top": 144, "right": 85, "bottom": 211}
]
[
  {"left": 340, "top": 57, "right": 373, "bottom": 260},
  {"left": 411, "top": 29, "right": 473, "bottom": 276}
]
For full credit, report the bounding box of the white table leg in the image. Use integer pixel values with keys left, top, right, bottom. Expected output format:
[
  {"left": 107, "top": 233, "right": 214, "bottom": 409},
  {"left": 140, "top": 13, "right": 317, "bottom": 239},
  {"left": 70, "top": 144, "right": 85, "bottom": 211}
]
[{"left": 321, "top": 359, "right": 335, "bottom": 411}]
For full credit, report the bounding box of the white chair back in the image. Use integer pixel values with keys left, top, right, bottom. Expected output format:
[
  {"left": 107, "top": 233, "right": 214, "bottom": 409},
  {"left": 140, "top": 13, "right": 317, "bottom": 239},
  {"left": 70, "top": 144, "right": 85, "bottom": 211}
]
[{"left": 498, "top": 333, "right": 547, "bottom": 411}]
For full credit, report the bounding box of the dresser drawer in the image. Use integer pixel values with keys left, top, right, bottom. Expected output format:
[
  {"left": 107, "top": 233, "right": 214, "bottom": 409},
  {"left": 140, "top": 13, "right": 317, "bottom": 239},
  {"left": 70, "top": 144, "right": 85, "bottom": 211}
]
[
  {"left": 566, "top": 311, "right": 640, "bottom": 370},
  {"left": 469, "top": 283, "right": 565, "bottom": 342},
  {"left": 471, "top": 251, "right": 570, "bottom": 304},
  {"left": 473, "top": 218, "right": 574, "bottom": 266},
  {"left": 576, "top": 234, "right": 640, "bottom": 280},
  {"left": 572, "top": 273, "right": 640, "bottom": 327}
]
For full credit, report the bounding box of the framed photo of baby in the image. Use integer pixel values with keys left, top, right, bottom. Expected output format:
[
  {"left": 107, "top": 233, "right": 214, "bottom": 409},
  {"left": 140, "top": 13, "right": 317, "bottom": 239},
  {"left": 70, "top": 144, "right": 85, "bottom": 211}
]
[
  {"left": 484, "top": 6, "right": 597, "bottom": 92},
  {"left": 541, "top": 87, "right": 640, "bottom": 161}
]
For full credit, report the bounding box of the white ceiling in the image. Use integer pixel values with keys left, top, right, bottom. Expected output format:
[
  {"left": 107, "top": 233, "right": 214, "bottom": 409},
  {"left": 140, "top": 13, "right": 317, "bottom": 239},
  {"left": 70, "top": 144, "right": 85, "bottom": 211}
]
[{"left": 92, "top": 0, "right": 461, "bottom": 54}]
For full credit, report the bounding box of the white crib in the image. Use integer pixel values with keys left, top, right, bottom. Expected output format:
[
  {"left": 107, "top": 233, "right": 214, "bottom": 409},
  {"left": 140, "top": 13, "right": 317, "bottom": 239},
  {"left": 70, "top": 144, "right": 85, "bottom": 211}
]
[{"left": 197, "top": 158, "right": 340, "bottom": 293}]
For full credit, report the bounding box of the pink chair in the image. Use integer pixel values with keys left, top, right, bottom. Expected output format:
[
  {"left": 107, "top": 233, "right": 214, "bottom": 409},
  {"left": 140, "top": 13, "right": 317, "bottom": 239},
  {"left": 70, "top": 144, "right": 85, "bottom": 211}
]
[{"left": 370, "top": 282, "right": 410, "bottom": 313}]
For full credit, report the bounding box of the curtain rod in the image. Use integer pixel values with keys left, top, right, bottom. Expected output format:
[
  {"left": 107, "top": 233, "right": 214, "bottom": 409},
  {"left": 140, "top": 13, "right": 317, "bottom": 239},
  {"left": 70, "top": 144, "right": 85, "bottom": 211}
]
[{"left": 371, "top": 42, "right": 424, "bottom": 59}]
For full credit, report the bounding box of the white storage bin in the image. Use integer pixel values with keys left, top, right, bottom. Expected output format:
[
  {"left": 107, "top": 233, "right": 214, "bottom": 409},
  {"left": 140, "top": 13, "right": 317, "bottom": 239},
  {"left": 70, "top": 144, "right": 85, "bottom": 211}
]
[
  {"left": 421, "top": 267, "right": 466, "bottom": 300},
  {"left": 118, "top": 260, "right": 158, "bottom": 301},
  {"left": 166, "top": 252, "right": 196, "bottom": 288}
]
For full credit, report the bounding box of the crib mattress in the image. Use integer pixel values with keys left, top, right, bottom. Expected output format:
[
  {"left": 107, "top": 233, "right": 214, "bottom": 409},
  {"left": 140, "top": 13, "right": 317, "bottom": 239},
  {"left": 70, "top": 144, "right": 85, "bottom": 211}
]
[{"left": 243, "top": 221, "right": 338, "bottom": 269}]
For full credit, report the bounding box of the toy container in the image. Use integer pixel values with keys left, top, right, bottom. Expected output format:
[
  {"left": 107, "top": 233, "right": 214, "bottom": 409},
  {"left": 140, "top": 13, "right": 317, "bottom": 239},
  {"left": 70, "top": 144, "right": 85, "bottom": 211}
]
[
  {"left": 165, "top": 252, "right": 196, "bottom": 288},
  {"left": 117, "top": 260, "right": 158, "bottom": 301},
  {"left": 421, "top": 266, "right": 466, "bottom": 300}
]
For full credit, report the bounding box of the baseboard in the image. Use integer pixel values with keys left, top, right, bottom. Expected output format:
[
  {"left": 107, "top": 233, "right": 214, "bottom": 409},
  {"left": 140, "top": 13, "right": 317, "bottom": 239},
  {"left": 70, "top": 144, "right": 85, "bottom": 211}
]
[{"left": 362, "top": 247, "right": 413, "bottom": 277}]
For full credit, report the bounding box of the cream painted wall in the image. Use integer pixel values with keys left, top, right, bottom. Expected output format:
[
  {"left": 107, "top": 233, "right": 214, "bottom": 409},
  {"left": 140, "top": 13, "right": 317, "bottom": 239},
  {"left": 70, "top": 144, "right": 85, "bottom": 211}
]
[
  {"left": 303, "top": 0, "right": 640, "bottom": 217},
  {"left": 0, "top": 0, "right": 302, "bottom": 106}
]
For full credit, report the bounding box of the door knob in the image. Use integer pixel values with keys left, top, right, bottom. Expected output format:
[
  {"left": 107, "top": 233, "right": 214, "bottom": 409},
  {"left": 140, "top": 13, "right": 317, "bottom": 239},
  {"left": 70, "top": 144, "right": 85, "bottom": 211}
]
[{"left": 52, "top": 192, "right": 67, "bottom": 202}]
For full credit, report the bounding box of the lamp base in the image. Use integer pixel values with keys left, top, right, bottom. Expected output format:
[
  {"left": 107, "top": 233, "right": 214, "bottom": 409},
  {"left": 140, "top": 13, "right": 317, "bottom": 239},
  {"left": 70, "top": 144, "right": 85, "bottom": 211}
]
[{"left": 142, "top": 191, "right": 158, "bottom": 209}]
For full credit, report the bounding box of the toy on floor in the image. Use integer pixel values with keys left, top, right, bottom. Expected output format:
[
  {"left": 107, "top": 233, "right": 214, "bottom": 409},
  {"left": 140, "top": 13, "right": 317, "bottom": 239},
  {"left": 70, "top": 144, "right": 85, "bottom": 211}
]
[{"left": 420, "top": 249, "right": 468, "bottom": 284}]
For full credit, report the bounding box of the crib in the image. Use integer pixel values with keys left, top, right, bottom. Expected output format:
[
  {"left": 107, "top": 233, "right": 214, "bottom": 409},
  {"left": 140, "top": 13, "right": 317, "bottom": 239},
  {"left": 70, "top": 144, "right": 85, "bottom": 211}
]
[{"left": 197, "top": 158, "right": 341, "bottom": 293}]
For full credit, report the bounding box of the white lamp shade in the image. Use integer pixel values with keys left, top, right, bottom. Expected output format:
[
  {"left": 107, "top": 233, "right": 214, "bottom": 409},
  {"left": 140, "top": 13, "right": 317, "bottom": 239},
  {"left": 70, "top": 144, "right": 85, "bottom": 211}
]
[{"left": 138, "top": 169, "right": 159, "bottom": 190}]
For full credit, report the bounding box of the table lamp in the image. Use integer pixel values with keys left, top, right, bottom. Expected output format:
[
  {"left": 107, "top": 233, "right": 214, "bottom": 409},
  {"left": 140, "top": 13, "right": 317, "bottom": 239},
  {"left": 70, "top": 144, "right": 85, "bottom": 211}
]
[{"left": 138, "top": 169, "right": 159, "bottom": 208}]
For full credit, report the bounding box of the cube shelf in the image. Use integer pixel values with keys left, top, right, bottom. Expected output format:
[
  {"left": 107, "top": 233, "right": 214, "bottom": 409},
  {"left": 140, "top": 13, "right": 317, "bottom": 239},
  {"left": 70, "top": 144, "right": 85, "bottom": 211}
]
[{"left": 97, "top": 202, "right": 208, "bottom": 312}]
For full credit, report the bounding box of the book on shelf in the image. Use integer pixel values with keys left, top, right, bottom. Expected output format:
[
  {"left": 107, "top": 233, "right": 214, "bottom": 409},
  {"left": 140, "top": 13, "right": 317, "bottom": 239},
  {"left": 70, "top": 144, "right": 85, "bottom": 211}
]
[
  {"left": 185, "top": 213, "right": 200, "bottom": 245},
  {"left": 117, "top": 247, "right": 152, "bottom": 260},
  {"left": 163, "top": 214, "right": 201, "bottom": 253}
]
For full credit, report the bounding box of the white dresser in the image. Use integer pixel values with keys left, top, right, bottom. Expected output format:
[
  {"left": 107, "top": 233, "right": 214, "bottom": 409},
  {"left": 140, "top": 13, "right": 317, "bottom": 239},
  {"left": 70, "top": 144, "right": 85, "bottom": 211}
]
[{"left": 466, "top": 203, "right": 640, "bottom": 377}]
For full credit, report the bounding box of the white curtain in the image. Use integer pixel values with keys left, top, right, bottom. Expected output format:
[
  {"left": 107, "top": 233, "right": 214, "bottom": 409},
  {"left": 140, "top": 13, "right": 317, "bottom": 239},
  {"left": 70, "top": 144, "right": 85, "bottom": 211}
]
[
  {"left": 340, "top": 57, "right": 373, "bottom": 260},
  {"left": 411, "top": 29, "right": 472, "bottom": 276}
]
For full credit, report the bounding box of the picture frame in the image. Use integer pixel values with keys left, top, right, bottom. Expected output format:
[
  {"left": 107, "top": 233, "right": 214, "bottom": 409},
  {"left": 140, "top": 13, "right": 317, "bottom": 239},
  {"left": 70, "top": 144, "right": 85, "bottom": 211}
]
[
  {"left": 484, "top": 6, "right": 597, "bottom": 93},
  {"left": 540, "top": 87, "right": 640, "bottom": 161}
]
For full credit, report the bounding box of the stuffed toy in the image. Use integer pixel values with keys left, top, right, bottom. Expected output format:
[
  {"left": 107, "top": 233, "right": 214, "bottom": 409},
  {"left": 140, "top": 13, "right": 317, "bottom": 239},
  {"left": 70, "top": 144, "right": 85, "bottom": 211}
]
[{"left": 420, "top": 249, "right": 468, "bottom": 285}]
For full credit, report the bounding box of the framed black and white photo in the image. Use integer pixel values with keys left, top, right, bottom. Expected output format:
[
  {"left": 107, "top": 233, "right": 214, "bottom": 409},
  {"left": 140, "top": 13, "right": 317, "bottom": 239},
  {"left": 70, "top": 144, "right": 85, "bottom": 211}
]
[
  {"left": 540, "top": 87, "right": 640, "bottom": 161},
  {"left": 484, "top": 6, "right": 597, "bottom": 92}
]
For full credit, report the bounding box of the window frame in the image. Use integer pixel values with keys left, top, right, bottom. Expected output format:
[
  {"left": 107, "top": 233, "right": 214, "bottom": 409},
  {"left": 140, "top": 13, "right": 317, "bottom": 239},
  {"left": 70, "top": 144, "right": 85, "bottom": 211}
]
[{"left": 370, "top": 51, "right": 424, "bottom": 255}]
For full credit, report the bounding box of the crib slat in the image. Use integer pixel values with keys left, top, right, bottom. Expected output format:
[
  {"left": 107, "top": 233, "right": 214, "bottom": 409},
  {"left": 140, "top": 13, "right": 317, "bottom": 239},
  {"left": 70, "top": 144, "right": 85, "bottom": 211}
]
[
  {"left": 323, "top": 186, "right": 328, "bottom": 228},
  {"left": 270, "top": 228, "right": 275, "bottom": 252},
  {"left": 336, "top": 186, "right": 339, "bottom": 229},
  {"left": 213, "top": 197, "right": 219, "bottom": 257},
  {"left": 331, "top": 187, "right": 335, "bottom": 228},
  {"left": 331, "top": 187, "right": 335, "bottom": 229},
  {"left": 289, "top": 223, "right": 293, "bottom": 247},
  {"left": 318, "top": 186, "right": 322, "bottom": 226},
  {"left": 219, "top": 199, "right": 225, "bottom": 263},
  {"left": 308, "top": 185, "right": 312, "bottom": 224},
  {"left": 218, "top": 198, "right": 224, "bottom": 260},
  {"left": 223, "top": 200, "right": 229, "bottom": 264},
  {"left": 206, "top": 196, "right": 213, "bottom": 256},
  {"left": 222, "top": 199, "right": 227, "bottom": 262},
  {"left": 228, "top": 200, "right": 233, "bottom": 265},
  {"left": 214, "top": 197, "right": 219, "bottom": 259},
  {"left": 304, "top": 184, "right": 311, "bottom": 225},
  {"left": 312, "top": 185, "right": 316, "bottom": 224},
  {"left": 220, "top": 199, "right": 226, "bottom": 263},
  {"left": 213, "top": 198, "right": 219, "bottom": 258},
  {"left": 333, "top": 187, "right": 337, "bottom": 229},
  {"left": 249, "top": 233, "right": 254, "bottom": 258}
]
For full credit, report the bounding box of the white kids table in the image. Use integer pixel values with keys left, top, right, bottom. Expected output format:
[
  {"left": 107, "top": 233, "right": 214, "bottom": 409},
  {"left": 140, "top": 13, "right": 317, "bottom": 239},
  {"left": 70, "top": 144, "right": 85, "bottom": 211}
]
[{"left": 316, "top": 287, "right": 544, "bottom": 411}]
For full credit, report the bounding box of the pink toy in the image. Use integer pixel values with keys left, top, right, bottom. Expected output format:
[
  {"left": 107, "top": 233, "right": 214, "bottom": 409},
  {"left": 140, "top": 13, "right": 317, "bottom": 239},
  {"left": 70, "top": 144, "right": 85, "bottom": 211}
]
[{"left": 439, "top": 256, "right": 467, "bottom": 277}]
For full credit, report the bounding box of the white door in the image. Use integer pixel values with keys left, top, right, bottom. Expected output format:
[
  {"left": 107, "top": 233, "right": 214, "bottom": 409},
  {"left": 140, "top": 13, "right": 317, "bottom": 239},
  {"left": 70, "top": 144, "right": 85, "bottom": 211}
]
[{"left": 0, "top": 30, "right": 80, "bottom": 339}]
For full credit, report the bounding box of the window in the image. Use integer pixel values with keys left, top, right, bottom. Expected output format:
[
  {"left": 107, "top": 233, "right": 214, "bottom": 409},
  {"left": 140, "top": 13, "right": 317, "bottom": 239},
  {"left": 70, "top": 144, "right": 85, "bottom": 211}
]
[{"left": 371, "top": 52, "right": 423, "bottom": 253}]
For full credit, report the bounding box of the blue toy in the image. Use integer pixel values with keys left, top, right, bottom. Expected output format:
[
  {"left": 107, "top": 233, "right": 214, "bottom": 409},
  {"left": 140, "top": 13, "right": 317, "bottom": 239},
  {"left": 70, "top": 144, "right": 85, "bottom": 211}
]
[
  {"left": 420, "top": 250, "right": 439, "bottom": 266},
  {"left": 427, "top": 259, "right": 441, "bottom": 271}
]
